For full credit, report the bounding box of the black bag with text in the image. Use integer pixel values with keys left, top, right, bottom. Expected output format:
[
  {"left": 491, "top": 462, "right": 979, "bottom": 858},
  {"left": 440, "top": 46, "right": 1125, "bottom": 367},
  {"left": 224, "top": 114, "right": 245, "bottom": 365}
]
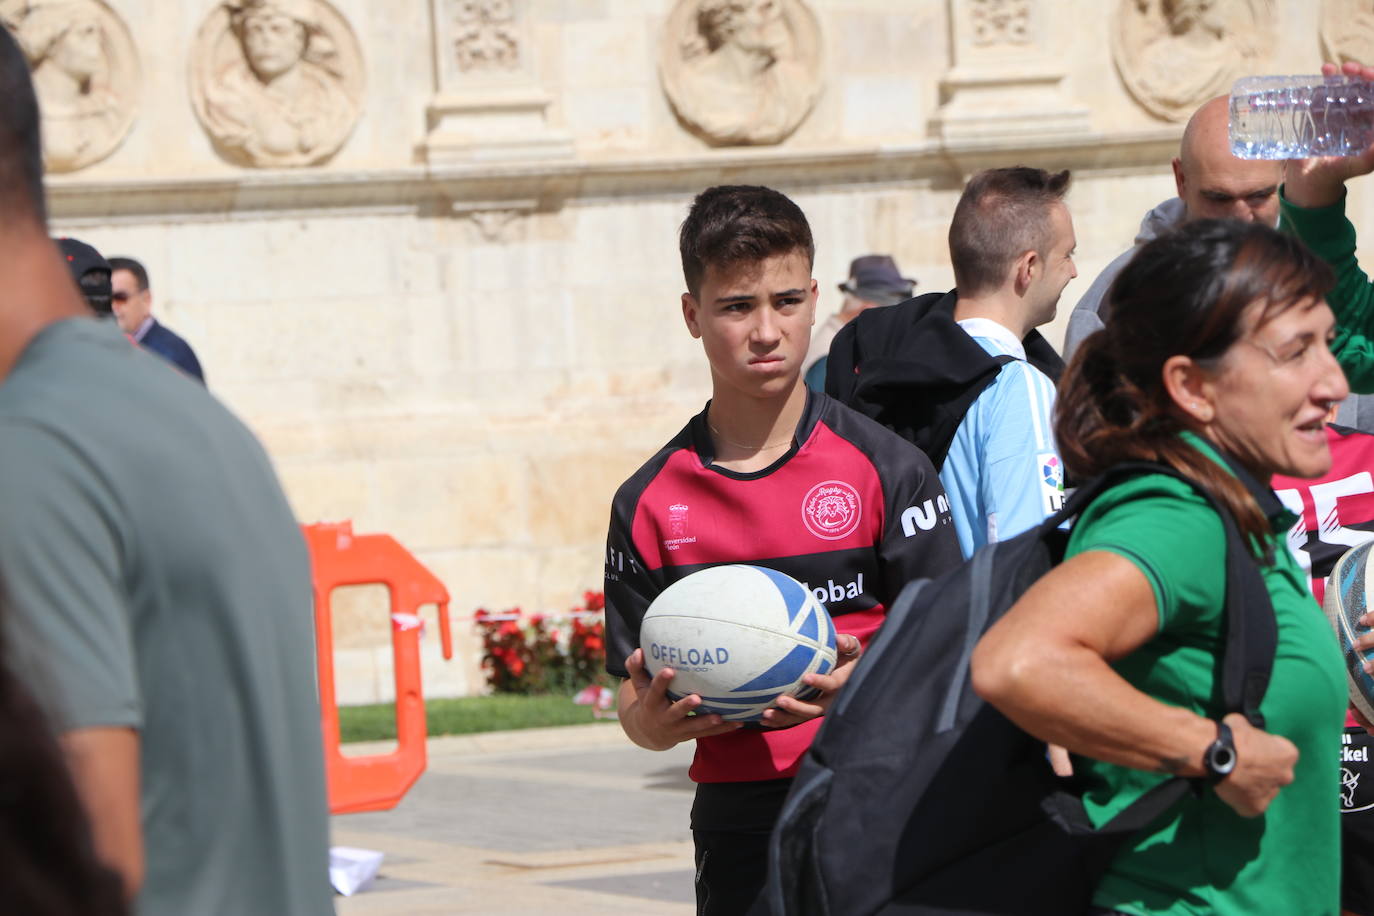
[{"left": 766, "top": 462, "right": 1277, "bottom": 916}]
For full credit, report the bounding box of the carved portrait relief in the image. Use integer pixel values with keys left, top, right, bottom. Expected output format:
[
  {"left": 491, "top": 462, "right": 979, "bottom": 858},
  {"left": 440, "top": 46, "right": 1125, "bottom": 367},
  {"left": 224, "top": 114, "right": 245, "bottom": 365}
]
[
  {"left": 1113, "top": 0, "right": 1274, "bottom": 122},
  {"left": 659, "top": 0, "right": 823, "bottom": 147},
  {"left": 1320, "top": 0, "right": 1374, "bottom": 66},
  {"left": 190, "top": 0, "right": 364, "bottom": 168},
  {"left": 0, "top": 0, "right": 139, "bottom": 172}
]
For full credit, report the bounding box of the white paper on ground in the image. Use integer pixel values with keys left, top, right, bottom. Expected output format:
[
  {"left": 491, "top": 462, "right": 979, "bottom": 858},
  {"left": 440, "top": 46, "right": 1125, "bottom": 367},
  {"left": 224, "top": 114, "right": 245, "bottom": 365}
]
[{"left": 329, "top": 846, "right": 384, "bottom": 896}]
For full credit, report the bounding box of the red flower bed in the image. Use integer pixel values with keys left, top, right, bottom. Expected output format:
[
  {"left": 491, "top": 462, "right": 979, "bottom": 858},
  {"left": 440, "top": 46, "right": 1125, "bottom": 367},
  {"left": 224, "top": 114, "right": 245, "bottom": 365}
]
[{"left": 474, "top": 591, "right": 607, "bottom": 695}]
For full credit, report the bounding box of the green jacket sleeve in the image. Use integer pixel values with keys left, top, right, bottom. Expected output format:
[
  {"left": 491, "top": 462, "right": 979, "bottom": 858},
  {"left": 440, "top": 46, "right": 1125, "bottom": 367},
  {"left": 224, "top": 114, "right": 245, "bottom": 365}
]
[{"left": 1280, "top": 187, "right": 1374, "bottom": 393}]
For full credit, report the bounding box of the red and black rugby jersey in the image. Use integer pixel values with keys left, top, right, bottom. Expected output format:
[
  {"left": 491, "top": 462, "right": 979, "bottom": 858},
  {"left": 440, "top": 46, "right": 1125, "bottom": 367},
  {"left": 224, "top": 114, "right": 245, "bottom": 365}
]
[
  {"left": 604, "top": 390, "right": 961, "bottom": 784},
  {"left": 1272, "top": 424, "right": 1374, "bottom": 604},
  {"left": 1272, "top": 424, "right": 1374, "bottom": 730}
]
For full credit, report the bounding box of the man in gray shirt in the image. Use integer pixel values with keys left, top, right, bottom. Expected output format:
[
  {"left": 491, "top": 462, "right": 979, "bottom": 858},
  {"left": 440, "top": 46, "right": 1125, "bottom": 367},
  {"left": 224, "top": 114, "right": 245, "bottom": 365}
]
[
  {"left": 1063, "top": 95, "right": 1374, "bottom": 430},
  {"left": 1062, "top": 96, "right": 1280, "bottom": 355},
  {"left": 0, "top": 29, "right": 331, "bottom": 916}
]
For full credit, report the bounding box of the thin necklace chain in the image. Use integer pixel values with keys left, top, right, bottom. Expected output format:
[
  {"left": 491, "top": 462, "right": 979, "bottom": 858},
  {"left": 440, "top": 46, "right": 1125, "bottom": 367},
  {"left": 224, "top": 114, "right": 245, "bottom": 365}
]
[{"left": 707, "top": 420, "right": 794, "bottom": 451}]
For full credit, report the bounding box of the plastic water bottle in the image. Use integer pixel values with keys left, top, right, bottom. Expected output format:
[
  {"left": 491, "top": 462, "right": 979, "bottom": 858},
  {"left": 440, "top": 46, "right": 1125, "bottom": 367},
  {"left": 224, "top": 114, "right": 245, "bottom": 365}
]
[{"left": 1229, "top": 75, "right": 1374, "bottom": 159}]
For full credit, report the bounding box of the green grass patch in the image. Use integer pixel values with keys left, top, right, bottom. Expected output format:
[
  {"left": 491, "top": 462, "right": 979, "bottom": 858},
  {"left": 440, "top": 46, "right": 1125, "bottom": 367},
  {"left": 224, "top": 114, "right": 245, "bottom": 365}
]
[{"left": 338, "top": 693, "right": 616, "bottom": 743}]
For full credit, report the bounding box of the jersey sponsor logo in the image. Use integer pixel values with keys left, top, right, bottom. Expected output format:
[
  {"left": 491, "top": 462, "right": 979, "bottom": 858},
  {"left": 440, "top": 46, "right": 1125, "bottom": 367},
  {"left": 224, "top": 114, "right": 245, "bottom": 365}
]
[
  {"left": 647, "top": 641, "right": 730, "bottom": 669},
  {"left": 605, "top": 545, "right": 640, "bottom": 581},
  {"left": 802, "top": 480, "right": 862, "bottom": 540},
  {"left": 1343, "top": 733, "right": 1374, "bottom": 812},
  {"left": 901, "top": 495, "right": 951, "bottom": 537},
  {"left": 663, "top": 503, "right": 697, "bottom": 550},
  {"left": 1039, "top": 453, "right": 1065, "bottom": 514},
  {"left": 801, "top": 573, "right": 864, "bottom": 605}
]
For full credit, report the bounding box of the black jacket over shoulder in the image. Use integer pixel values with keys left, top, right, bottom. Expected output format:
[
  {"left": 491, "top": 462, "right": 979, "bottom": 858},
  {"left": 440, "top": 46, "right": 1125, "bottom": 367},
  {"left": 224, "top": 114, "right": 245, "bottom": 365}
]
[{"left": 823, "top": 290, "right": 1065, "bottom": 470}]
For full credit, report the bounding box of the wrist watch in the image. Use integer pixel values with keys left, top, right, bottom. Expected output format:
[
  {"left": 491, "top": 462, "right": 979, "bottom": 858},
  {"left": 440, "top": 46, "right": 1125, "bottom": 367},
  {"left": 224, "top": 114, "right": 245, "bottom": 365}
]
[{"left": 1203, "top": 719, "right": 1238, "bottom": 784}]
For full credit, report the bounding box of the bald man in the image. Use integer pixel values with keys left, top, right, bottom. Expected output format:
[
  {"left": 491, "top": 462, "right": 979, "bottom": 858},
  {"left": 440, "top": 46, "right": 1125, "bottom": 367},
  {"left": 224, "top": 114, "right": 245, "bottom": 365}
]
[{"left": 1061, "top": 95, "right": 1281, "bottom": 357}]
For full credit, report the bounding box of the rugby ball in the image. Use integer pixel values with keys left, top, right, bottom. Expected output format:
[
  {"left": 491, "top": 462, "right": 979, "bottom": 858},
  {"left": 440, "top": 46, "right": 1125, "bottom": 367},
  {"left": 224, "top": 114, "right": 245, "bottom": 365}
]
[
  {"left": 1325, "top": 541, "right": 1374, "bottom": 723},
  {"left": 640, "top": 565, "right": 839, "bottom": 722}
]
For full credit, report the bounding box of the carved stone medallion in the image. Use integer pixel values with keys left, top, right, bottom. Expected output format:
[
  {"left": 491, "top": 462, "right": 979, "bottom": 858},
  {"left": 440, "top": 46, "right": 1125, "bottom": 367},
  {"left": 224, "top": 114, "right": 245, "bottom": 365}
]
[
  {"left": 1113, "top": 0, "right": 1275, "bottom": 122},
  {"left": 659, "top": 0, "right": 823, "bottom": 147},
  {"left": 190, "top": 0, "right": 365, "bottom": 168},
  {"left": 1320, "top": 0, "right": 1374, "bottom": 66},
  {"left": 0, "top": 0, "right": 139, "bottom": 172}
]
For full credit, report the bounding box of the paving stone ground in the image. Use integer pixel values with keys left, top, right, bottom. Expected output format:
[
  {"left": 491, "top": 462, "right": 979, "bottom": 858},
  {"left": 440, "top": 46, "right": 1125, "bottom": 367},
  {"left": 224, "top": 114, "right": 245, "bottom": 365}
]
[{"left": 331, "top": 723, "right": 699, "bottom": 914}]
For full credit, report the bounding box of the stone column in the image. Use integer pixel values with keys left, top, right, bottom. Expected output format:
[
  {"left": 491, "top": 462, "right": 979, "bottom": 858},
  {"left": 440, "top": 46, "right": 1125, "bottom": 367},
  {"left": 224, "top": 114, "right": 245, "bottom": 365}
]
[
  {"left": 422, "top": 0, "right": 573, "bottom": 163},
  {"left": 929, "top": 0, "right": 1090, "bottom": 144}
]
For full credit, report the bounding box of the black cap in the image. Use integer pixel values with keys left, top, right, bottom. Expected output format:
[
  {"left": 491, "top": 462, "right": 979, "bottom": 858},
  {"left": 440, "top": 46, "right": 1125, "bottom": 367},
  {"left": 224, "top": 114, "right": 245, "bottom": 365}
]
[
  {"left": 56, "top": 237, "right": 113, "bottom": 315},
  {"left": 57, "top": 237, "right": 110, "bottom": 282}
]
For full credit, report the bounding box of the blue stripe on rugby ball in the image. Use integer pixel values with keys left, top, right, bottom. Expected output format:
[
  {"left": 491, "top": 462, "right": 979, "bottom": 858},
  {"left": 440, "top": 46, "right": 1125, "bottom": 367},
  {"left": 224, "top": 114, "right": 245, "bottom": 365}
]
[
  {"left": 1342, "top": 546, "right": 1370, "bottom": 621},
  {"left": 694, "top": 694, "right": 783, "bottom": 706},
  {"left": 1327, "top": 542, "right": 1374, "bottom": 725},
  {"left": 702, "top": 703, "right": 772, "bottom": 721},
  {"left": 798, "top": 605, "right": 819, "bottom": 641},
  {"left": 668, "top": 690, "right": 789, "bottom": 706},
  {"left": 731, "top": 642, "right": 816, "bottom": 693},
  {"left": 751, "top": 565, "right": 812, "bottom": 625},
  {"left": 825, "top": 611, "right": 836, "bottom": 651},
  {"left": 664, "top": 691, "right": 773, "bottom": 721},
  {"left": 815, "top": 655, "right": 832, "bottom": 676}
]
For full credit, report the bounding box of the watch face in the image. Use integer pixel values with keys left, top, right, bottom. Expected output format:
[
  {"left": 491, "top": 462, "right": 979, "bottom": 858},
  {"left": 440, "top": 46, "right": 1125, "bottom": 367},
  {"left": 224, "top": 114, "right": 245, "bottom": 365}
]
[{"left": 1209, "top": 742, "right": 1237, "bottom": 776}]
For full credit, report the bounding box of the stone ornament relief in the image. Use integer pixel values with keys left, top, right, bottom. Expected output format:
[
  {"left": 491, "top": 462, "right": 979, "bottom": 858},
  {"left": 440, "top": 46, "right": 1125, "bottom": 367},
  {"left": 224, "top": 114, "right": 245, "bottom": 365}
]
[
  {"left": 970, "top": 0, "right": 1032, "bottom": 46},
  {"left": 1113, "top": 0, "right": 1274, "bottom": 122},
  {"left": 1320, "top": 0, "right": 1374, "bottom": 66},
  {"left": 659, "top": 0, "right": 823, "bottom": 147},
  {"left": 0, "top": 0, "right": 139, "bottom": 172},
  {"left": 451, "top": 0, "right": 520, "bottom": 72},
  {"left": 190, "top": 0, "right": 365, "bottom": 168}
]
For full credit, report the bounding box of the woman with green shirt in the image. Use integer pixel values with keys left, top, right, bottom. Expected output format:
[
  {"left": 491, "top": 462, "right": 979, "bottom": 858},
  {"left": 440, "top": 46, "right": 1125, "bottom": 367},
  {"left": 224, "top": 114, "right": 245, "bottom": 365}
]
[{"left": 972, "top": 220, "right": 1349, "bottom": 915}]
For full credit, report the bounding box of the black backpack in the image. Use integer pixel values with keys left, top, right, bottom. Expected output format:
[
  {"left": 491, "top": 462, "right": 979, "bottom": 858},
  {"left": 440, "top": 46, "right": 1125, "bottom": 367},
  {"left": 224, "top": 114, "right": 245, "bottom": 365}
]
[
  {"left": 824, "top": 291, "right": 1065, "bottom": 471},
  {"left": 766, "top": 462, "right": 1277, "bottom": 916}
]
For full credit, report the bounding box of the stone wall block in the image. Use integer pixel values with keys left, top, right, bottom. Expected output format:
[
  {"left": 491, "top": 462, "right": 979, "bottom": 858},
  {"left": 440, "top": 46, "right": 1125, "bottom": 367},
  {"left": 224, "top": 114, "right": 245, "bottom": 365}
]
[
  {"left": 369, "top": 455, "right": 528, "bottom": 551},
  {"left": 525, "top": 451, "right": 637, "bottom": 547}
]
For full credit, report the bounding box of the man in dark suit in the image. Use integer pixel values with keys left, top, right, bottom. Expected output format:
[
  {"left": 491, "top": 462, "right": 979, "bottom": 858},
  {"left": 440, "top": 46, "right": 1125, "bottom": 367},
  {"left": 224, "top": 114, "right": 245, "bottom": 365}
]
[{"left": 108, "top": 256, "right": 204, "bottom": 383}]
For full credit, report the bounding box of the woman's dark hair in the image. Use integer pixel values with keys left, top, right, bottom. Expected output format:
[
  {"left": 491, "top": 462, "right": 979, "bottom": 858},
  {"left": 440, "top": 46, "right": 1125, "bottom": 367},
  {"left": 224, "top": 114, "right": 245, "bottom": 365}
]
[
  {"left": 1056, "top": 219, "right": 1335, "bottom": 549},
  {"left": 0, "top": 600, "right": 127, "bottom": 915}
]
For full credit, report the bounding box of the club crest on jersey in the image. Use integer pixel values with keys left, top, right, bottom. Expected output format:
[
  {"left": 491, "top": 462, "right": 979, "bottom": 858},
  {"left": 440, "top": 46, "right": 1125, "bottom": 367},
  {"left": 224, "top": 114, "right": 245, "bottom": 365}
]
[
  {"left": 1039, "top": 453, "right": 1065, "bottom": 514},
  {"left": 668, "top": 503, "right": 689, "bottom": 537},
  {"left": 662, "top": 502, "right": 697, "bottom": 551},
  {"left": 802, "top": 480, "right": 862, "bottom": 540}
]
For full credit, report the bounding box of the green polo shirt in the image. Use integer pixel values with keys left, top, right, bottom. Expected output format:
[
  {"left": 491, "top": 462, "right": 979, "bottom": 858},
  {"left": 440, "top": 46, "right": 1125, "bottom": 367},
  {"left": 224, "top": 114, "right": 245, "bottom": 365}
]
[{"left": 1067, "top": 434, "right": 1344, "bottom": 916}]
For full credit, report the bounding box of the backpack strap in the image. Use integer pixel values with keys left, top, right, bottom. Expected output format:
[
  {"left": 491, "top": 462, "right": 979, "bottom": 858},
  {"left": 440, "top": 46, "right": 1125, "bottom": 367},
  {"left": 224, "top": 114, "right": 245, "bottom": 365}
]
[{"left": 1053, "top": 460, "right": 1278, "bottom": 835}]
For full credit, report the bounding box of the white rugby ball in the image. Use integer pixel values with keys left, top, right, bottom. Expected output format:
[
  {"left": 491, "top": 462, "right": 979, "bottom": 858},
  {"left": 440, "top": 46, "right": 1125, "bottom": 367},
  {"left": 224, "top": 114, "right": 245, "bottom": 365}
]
[
  {"left": 640, "top": 564, "right": 839, "bottom": 722},
  {"left": 1326, "top": 541, "right": 1374, "bottom": 724}
]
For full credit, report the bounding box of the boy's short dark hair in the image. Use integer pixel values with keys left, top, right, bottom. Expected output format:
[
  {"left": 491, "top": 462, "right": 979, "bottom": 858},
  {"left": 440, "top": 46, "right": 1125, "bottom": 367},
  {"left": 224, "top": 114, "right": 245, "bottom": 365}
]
[
  {"left": 679, "top": 185, "right": 815, "bottom": 298},
  {"left": 948, "top": 167, "right": 1071, "bottom": 297},
  {"left": 0, "top": 26, "right": 46, "bottom": 228}
]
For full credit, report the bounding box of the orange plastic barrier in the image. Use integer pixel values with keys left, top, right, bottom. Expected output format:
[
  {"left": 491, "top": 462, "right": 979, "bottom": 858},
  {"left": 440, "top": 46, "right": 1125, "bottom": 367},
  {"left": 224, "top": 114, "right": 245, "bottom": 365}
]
[{"left": 303, "top": 521, "right": 452, "bottom": 814}]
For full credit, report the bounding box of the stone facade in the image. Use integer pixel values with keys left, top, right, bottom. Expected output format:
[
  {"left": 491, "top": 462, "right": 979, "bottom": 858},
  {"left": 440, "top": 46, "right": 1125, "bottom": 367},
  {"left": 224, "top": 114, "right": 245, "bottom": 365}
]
[{"left": 24, "top": 0, "right": 1374, "bottom": 702}]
